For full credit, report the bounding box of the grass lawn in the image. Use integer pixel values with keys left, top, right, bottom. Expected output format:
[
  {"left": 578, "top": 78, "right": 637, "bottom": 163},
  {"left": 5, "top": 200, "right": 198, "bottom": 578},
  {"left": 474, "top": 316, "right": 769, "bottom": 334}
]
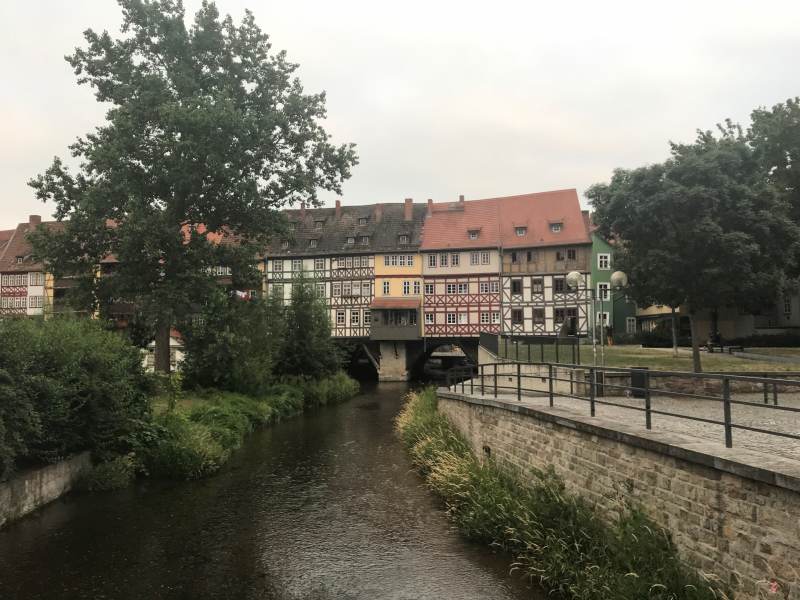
[
  {"left": 739, "top": 347, "right": 800, "bottom": 359},
  {"left": 499, "top": 343, "right": 800, "bottom": 372}
]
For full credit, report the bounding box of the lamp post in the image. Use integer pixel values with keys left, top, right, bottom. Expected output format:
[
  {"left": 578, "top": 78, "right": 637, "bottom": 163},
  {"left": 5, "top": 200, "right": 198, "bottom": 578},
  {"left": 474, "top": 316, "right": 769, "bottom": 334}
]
[
  {"left": 566, "top": 270, "right": 596, "bottom": 367},
  {"left": 606, "top": 271, "right": 630, "bottom": 363}
]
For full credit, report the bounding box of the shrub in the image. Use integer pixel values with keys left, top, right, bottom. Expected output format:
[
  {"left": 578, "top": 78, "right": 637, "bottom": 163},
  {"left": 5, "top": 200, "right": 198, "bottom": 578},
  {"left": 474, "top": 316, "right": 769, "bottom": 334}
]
[
  {"left": 77, "top": 454, "right": 137, "bottom": 491},
  {"left": 396, "top": 389, "right": 724, "bottom": 600},
  {"left": 301, "top": 372, "right": 360, "bottom": 408},
  {"left": 143, "top": 412, "right": 229, "bottom": 480}
]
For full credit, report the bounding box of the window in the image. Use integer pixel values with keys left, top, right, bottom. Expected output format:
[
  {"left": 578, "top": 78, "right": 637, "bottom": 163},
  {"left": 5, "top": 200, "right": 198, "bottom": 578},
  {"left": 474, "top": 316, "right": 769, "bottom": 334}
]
[
  {"left": 352, "top": 282, "right": 362, "bottom": 297},
  {"left": 556, "top": 250, "right": 565, "bottom": 261},
  {"left": 490, "top": 281, "right": 500, "bottom": 293},
  {"left": 526, "top": 250, "right": 535, "bottom": 262},
  {"left": 481, "top": 251, "right": 490, "bottom": 265},
  {"left": 468, "top": 230, "right": 479, "bottom": 240},
  {"left": 272, "top": 284, "right": 284, "bottom": 299},
  {"left": 347, "top": 237, "right": 355, "bottom": 245},
  {"left": 479, "top": 282, "right": 489, "bottom": 293},
  {"left": 470, "top": 252, "right": 479, "bottom": 265},
  {"left": 491, "top": 312, "right": 500, "bottom": 324},
  {"left": 309, "top": 239, "right": 318, "bottom": 248},
  {"left": 531, "top": 277, "right": 544, "bottom": 294},
  {"left": 332, "top": 282, "right": 341, "bottom": 296},
  {"left": 439, "top": 254, "right": 448, "bottom": 267},
  {"left": 281, "top": 240, "right": 289, "bottom": 249},
  {"left": 413, "top": 281, "right": 420, "bottom": 294},
  {"left": 424, "top": 283, "right": 434, "bottom": 295},
  {"left": 553, "top": 277, "right": 566, "bottom": 294},
  {"left": 345, "top": 256, "right": 353, "bottom": 268},
  {"left": 450, "top": 253, "right": 460, "bottom": 267},
  {"left": 598, "top": 253, "right": 611, "bottom": 270},
  {"left": 359, "top": 236, "right": 369, "bottom": 245},
  {"left": 428, "top": 255, "right": 436, "bottom": 268},
  {"left": 511, "top": 309, "right": 524, "bottom": 325},
  {"left": 351, "top": 310, "right": 360, "bottom": 326},
  {"left": 446, "top": 283, "right": 457, "bottom": 294},
  {"left": 398, "top": 234, "right": 409, "bottom": 244},
  {"left": 554, "top": 308, "right": 566, "bottom": 324},
  {"left": 596, "top": 312, "right": 609, "bottom": 326},
  {"left": 29, "top": 296, "right": 43, "bottom": 309},
  {"left": 550, "top": 222, "right": 562, "bottom": 233},
  {"left": 425, "top": 313, "right": 434, "bottom": 324},
  {"left": 398, "top": 255, "right": 406, "bottom": 267},
  {"left": 29, "top": 272, "right": 45, "bottom": 286},
  {"left": 511, "top": 251, "right": 518, "bottom": 264},
  {"left": 458, "top": 313, "right": 468, "bottom": 324},
  {"left": 567, "top": 248, "right": 577, "bottom": 260},
  {"left": 446, "top": 313, "right": 457, "bottom": 324},
  {"left": 364, "top": 310, "right": 371, "bottom": 325},
  {"left": 626, "top": 317, "right": 637, "bottom": 334},
  {"left": 315, "top": 283, "right": 325, "bottom": 297},
  {"left": 480, "top": 312, "right": 490, "bottom": 324},
  {"left": 533, "top": 308, "right": 545, "bottom": 324},
  {"left": 458, "top": 283, "right": 468, "bottom": 294},
  {"left": 292, "top": 259, "right": 302, "bottom": 272},
  {"left": 785, "top": 298, "right": 793, "bottom": 316},
  {"left": 389, "top": 255, "right": 398, "bottom": 266},
  {"left": 515, "top": 226, "right": 527, "bottom": 236},
  {"left": 383, "top": 281, "right": 390, "bottom": 294},
  {"left": 312, "top": 258, "right": 323, "bottom": 270},
  {"left": 403, "top": 281, "right": 411, "bottom": 295},
  {"left": 16, "top": 256, "right": 23, "bottom": 264},
  {"left": 511, "top": 279, "right": 522, "bottom": 295},
  {"left": 407, "top": 255, "right": 414, "bottom": 267},
  {"left": 359, "top": 217, "right": 368, "bottom": 226},
  {"left": 384, "top": 256, "right": 390, "bottom": 266},
  {"left": 343, "top": 281, "right": 352, "bottom": 296},
  {"left": 336, "top": 310, "right": 346, "bottom": 325},
  {"left": 363, "top": 282, "right": 371, "bottom": 297},
  {"left": 597, "top": 283, "right": 610, "bottom": 301},
  {"left": 315, "top": 220, "right": 325, "bottom": 230}
]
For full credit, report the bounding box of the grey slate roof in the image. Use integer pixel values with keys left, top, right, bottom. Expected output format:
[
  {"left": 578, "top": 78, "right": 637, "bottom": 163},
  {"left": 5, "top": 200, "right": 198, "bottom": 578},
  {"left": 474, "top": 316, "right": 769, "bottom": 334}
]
[{"left": 265, "top": 202, "right": 427, "bottom": 257}]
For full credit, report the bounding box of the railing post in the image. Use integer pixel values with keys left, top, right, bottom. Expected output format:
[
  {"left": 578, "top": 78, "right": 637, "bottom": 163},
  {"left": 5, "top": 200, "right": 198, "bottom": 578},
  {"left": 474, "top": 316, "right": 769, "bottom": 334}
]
[
  {"left": 461, "top": 373, "right": 465, "bottom": 394},
  {"left": 548, "top": 364, "right": 554, "bottom": 407},
  {"left": 493, "top": 363, "right": 497, "bottom": 398},
  {"left": 773, "top": 383, "right": 778, "bottom": 406},
  {"left": 589, "top": 367, "right": 596, "bottom": 417},
  {"left": 470, "top": 368, "right": 474, "bottom": 395},
  {"left": 527, "top": 343, "right": 531, "bottom": 363},
  {"left": 644, "top": 369, "right": 652, "bottom": 430},
  {"left": 540, "top": 342, "right": 544, "bottom": 362},
  {"left": 763, "top": 375, "right": 769, "bottom": 404},
  {"left": 480, "top": 365, "right": 485, "bottom": 395},
  {"left": 517, "top": 362, "right": 521, "bottom": 402},
  {"left": 555, "top": 338, "right": 560, "bottom": 363},
  {"left": 723, "top": 377, "right": 732, "bottom": 448}
]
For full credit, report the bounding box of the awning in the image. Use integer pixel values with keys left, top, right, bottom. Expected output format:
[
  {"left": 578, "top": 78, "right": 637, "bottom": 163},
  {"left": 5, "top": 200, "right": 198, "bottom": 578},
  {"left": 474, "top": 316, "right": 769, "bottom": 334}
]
[{"left": 370, "top": 297, "right": 420, "bottom": 310}]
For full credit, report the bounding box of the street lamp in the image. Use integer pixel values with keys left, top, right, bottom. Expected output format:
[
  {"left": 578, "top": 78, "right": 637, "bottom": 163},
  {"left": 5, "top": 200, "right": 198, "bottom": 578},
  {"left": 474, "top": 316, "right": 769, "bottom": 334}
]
[{"left": 566, "top": 270, "right": 596, "bottom": 367}]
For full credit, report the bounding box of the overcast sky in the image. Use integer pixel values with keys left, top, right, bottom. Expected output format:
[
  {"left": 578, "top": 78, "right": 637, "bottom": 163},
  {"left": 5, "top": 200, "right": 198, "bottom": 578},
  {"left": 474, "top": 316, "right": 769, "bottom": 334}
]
[{"left": 1, "top": 1, "right": 799, "bottom": 230}]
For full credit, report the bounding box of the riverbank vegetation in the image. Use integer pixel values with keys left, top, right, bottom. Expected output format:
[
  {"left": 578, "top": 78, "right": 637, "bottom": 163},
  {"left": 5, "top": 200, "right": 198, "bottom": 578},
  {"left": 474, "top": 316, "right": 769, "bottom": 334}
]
[{"left": 396, "top": 389, "right": 725, "bottom": 600}]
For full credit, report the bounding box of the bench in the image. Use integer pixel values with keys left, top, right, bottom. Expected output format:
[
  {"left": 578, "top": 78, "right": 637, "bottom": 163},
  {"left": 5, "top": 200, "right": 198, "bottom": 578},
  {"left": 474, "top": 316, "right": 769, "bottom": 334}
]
[{"left": 706, "top": 343, "right": 744, "bottom": 354}]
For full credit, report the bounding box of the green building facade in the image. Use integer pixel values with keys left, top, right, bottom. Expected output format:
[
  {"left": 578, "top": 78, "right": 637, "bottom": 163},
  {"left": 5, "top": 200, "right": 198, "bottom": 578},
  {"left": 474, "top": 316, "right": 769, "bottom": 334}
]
[{"left": 590, "top": 232, "right": 636, "bottom": 339}]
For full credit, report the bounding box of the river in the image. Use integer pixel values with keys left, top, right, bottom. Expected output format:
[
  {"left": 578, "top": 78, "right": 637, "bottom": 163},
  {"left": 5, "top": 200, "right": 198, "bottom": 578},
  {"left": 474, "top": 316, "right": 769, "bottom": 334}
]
[{"left": 0, "top": 383, "right": 537, "bottom": 599}]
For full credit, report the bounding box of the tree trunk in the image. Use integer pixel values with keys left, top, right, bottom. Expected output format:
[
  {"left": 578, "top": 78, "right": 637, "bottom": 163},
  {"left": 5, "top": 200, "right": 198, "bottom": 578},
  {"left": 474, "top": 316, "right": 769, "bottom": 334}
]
[
  {"left": 154, "top": 320, "right": 172, "bottom": 374},
  {"left": 688, "top": 312, "right": 702, "bottom": 373},
  {"left": 670, "top": 307, "right": 679, "bottom": 358}
]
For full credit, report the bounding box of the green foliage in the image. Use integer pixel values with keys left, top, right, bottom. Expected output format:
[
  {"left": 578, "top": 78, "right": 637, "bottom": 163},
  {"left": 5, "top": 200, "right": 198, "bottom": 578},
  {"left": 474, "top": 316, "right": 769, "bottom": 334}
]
[
  {"left": 0, "top": 318, "right": 150, "bottom": 481},
  {"left": 275, "top": 274, "right": 342, "bottom": 378},
  {"left": 144, "top": 411, "right": 229, "bottom": 480},
  {"left": 28, "top": 0, "right": 357, "bottom": 370},
  {"left": 77, "top": 454, "right": 137, "bottom": 492},
  {"left": 300, "top": 371, "right": 361, "bottom": 408},
  {"left": 396, "top": 389, "right": 724, "bottom": 600}
]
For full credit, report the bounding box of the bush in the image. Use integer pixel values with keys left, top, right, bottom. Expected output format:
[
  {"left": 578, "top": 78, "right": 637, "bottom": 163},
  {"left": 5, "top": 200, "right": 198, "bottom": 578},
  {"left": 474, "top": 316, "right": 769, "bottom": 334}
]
[
  {"left": 728, "top": 332, "right": 800, "bottom": 347},
  {"left": 0, "top": 318, "right": 150, "bottom": 481},
  {"left": 301, "top": 372, "right": 360, "bottom": 408},
  {"left": 143, "top": 412, "right": 229, "bottom": 480},
  {"left": 77, "top": 454, "right": 136, "bottom": 491},
  {"left": 396, "top": 389, "right": 724, "bottom": 600}
]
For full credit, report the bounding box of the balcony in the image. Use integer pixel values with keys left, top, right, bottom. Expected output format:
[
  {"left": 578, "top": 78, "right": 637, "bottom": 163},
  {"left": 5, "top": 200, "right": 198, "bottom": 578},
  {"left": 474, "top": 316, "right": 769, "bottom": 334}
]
[{"left": 369, "top": 298, "right": 421, "bottom": 341}]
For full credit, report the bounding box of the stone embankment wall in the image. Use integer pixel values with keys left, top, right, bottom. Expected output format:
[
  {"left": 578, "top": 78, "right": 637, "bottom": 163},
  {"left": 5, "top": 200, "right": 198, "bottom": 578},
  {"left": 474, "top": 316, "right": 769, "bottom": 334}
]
[
  {"left": 438, "top": 392, "right": 800, "bottom": 599},
  {"left": 0, "top": 452, "right": 91, "bottom": 528}
]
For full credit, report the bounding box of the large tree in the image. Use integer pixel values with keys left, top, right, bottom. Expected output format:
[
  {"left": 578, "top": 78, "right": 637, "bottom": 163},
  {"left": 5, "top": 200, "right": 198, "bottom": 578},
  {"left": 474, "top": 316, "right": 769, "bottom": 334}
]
[
  {"left": 29, "top": 0, "right": 357, "bottom": 372},
  {"left": 588, "top": 126, "right": 800, "bottom": 372}
]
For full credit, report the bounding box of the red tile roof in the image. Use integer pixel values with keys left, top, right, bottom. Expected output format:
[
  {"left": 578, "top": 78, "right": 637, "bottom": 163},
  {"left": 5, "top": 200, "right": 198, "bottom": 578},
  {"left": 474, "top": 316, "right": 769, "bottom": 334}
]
[
  {"left": 497, "top": 189, "right": 590, "bottom": 249},
  {"left": 0, "top": 217, "right": 63, "bottom": 273},
  {"left": 420, "top": 198, "right": 501, "bottom": 250},
  {"left": 370, "top": 297, "right": 420, "bottom": 309}
]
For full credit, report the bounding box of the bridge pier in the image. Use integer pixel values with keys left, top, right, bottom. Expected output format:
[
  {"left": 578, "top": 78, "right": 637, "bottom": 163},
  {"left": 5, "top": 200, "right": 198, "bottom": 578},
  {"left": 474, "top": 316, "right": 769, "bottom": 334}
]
[{"left": 377, "top": 341, "right": 409, "bottom": 381}]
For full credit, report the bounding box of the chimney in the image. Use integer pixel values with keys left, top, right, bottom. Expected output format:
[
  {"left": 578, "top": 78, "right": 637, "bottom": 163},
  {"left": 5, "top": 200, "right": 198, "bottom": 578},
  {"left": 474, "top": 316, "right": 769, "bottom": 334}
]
[
  {"left": 300, "top": 201, "right": 306, "bottom": 219},
  {"left": 427, "top": 198, "right": 433, "bottom": 216},
  {"left": 29, "top": 215, "right": 41, "bottom": 227},
  {"left": 458, "top": 194, "right": 465, "bottom": 203},
  {"left": 404, "top": 198, "right": 413, "bottom": 221},
  {"left": 374, "top": 203, "right": 383, "bottom": 222},
  {"left": 335, "top": 199, "right": 342, "bottom": 220}
]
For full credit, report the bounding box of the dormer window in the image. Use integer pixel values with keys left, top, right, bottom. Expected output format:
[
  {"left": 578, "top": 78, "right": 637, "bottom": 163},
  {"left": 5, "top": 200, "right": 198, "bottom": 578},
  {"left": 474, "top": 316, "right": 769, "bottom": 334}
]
[
  {"left": 359, "top": 235, "right": 369, "bottom": 245},
  {"left": 314, "top": 220, "right": 325, "bottom": 230},
  {"left": 346, "top": 236, "right": 355, "bottom": 245},
  {"left": 358, "top": 217, "right": 368, "bottom": 226},
  {"left": 515, "top": 226, "right": 527, "bottom": 237},
  {"left": 468, "top": 230, "right": 479, "bottom": 240},
  {"left": 550, "top": 222, "right": 563, "bottom": 233},
  {"left": 398, "top": 234, "right": 409, "bottom": 244},
  {"left": 309, "top": 239, "right": 318, "bottom": 248},
  {"left": 16, "top": 256, "right": 23, "bottom": 264},
  {"left": 281, "top": 240, "right": 289, "bottom": 249}
]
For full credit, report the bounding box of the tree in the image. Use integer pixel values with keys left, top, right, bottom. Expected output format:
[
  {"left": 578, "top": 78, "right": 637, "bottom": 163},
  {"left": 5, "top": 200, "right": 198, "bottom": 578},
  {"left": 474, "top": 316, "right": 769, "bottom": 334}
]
[
  {"left": 276, "top": 273, "right": 341, "bottom": 378},
  {"left": 588, "top": 127, "right": 800, "bottom": 372},
  {"left": 29, "top": 0, "right": 357, "bottom": 372}
]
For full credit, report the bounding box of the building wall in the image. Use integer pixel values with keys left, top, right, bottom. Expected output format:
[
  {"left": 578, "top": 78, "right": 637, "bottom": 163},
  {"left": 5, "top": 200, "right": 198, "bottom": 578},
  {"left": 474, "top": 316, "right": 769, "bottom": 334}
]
[
  {"left": 500, "top": 272, "right": 591, "bottom": 335},
  {"left": 0, "top": 270, "right": 47, "bottom": 317},
  {"left": 439, "top": 392, "right": 800, "bottom": 599},
  {"left": 421, "top": 249, "right": 500, "bottom": 276},
  {"left": 374, "top": 252, "right": 423, "bottom": 298}
]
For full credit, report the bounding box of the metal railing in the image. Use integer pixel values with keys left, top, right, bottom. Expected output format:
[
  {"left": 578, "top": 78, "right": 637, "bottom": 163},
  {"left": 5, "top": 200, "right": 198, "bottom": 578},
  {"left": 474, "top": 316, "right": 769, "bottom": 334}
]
[{"left": 443, "top": 361, "right": 800, "bottom": 449}]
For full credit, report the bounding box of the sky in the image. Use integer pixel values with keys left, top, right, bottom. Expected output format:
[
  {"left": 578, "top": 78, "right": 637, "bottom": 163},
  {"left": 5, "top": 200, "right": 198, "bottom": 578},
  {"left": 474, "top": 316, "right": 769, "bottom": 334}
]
[{"left": 1, "top": 0, "right": 799, "bottom": 230}]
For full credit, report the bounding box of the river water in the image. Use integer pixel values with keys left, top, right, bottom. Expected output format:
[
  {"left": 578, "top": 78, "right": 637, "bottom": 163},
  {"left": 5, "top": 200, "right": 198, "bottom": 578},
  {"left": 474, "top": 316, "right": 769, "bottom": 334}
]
[{"left": 0, "top": 383, "right": 537, "bottom": 600}]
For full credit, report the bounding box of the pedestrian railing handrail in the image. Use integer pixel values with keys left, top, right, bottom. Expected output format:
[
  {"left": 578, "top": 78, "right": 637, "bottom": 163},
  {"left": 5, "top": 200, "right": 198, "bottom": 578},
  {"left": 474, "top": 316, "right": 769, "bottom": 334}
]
[{"left": 443, "top": 361, "right": 800, "bottom": 449}]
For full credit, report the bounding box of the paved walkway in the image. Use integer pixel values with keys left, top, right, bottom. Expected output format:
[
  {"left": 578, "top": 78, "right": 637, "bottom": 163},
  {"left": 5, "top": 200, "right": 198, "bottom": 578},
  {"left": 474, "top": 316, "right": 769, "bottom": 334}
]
[{"left": 447, "top": 384, "right": 800, "bottom": 463}]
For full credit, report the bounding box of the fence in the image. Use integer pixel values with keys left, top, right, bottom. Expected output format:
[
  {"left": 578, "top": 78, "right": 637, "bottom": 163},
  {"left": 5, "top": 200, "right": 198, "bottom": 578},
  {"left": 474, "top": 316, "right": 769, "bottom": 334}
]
[{"left": 444, "top": 361, "right": 800, "bottom": 449}]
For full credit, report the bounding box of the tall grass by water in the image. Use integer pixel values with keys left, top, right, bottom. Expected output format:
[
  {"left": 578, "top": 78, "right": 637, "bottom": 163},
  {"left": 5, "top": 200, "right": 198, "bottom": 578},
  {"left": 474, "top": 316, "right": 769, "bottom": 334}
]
[{"left": 396, "top": 389, "right": 726, "bottom": 600}]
